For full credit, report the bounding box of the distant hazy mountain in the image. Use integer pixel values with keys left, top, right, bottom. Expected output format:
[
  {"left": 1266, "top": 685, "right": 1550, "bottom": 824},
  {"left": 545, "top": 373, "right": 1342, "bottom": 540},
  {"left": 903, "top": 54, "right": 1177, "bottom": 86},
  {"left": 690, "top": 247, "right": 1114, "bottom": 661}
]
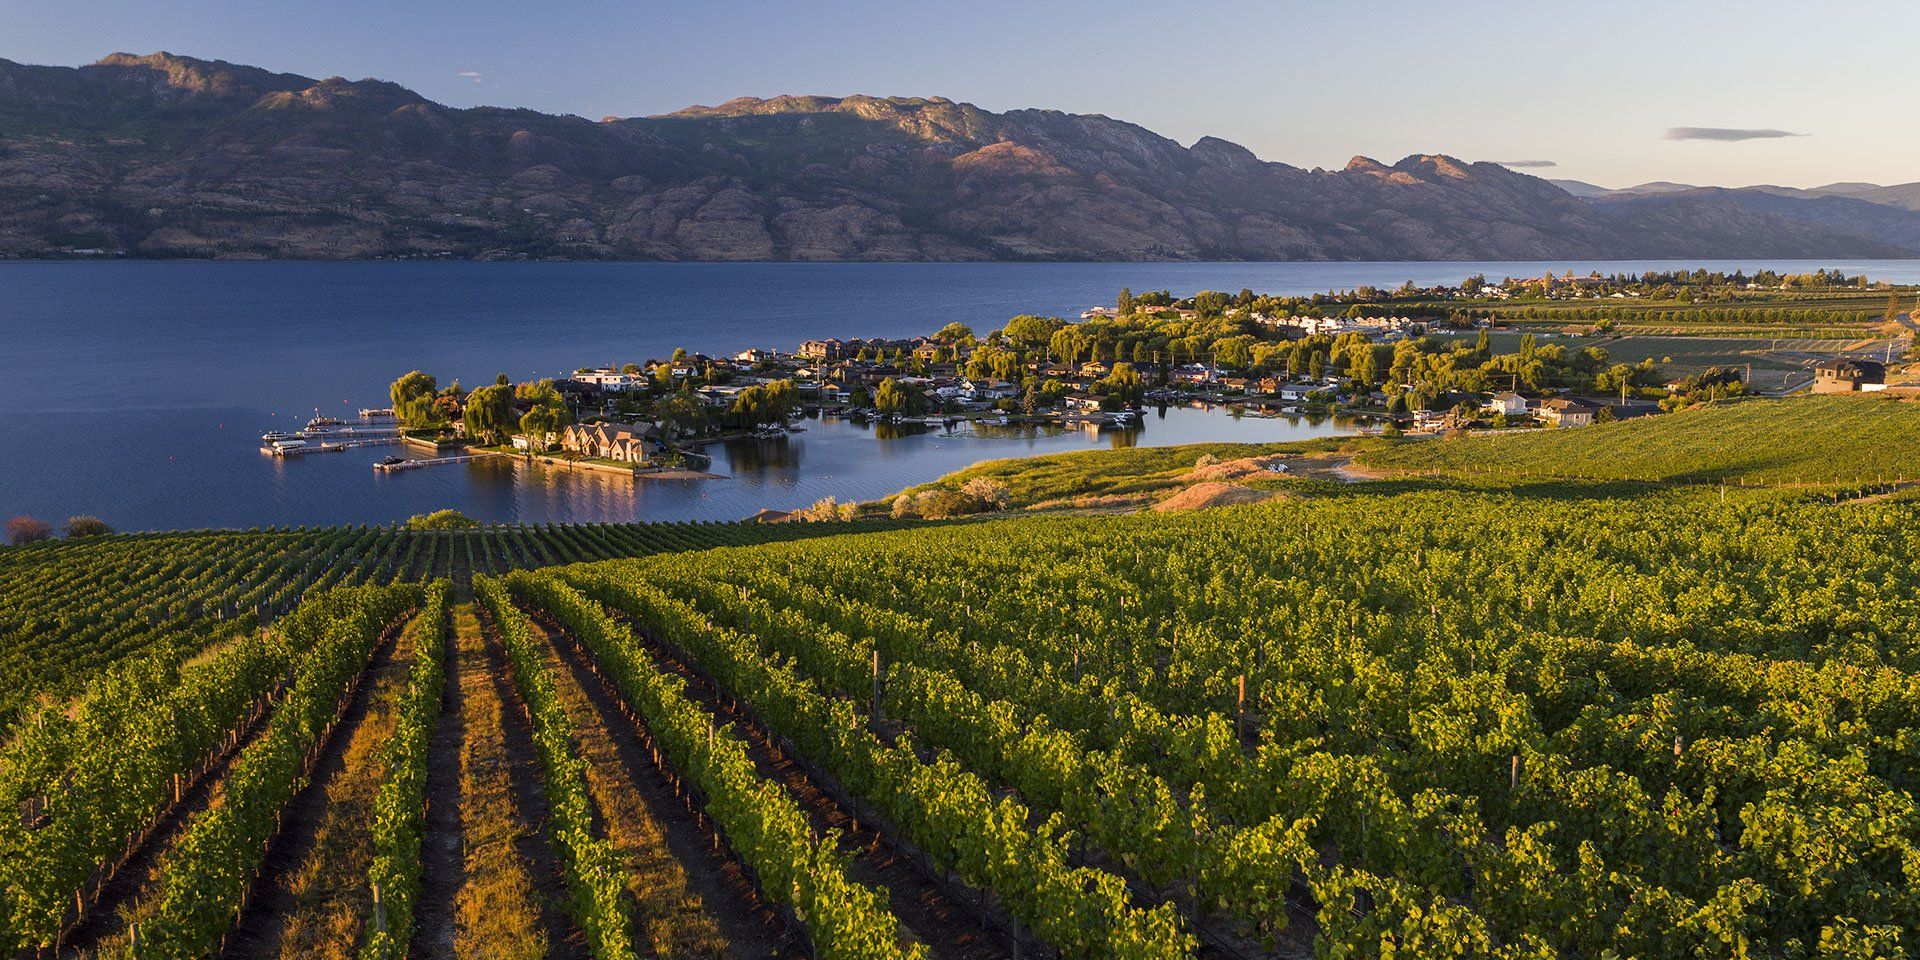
[
  {"left": 1547, "top": 179, "right": 1611, "bottom": 198},
  {"left": 0, "top": 52, "right": 1911, "bottom": 260}
]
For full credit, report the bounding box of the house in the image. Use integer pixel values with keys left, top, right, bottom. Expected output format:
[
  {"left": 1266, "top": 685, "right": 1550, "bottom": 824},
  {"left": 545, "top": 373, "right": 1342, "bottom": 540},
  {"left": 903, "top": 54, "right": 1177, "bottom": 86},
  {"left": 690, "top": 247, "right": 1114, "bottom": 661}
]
[
  {"left": 1537, "top": 398, "right": 1596, "bottom": 428},
  {"left": 1812, "top": 358, "right": 1886, "bottom": 394},
  {"left": 1279, "top": 382, "right": 1319, "bottom": 402},
  {"left": 798, "top": 339, "right": 846, "bottom": 362},
  {"left": 1063, "top": 393, "right": 1104, "bottom": 412},
  {"left": 1485, "top": 392, "right": 1528, "bottom": 417},
  {"left": 571, "top": 369, "right": 643, "bottom": 392},
  {"left": 747, "top": 508, "right": 794, "bottom": 523},
  {"left": 961, "top": 378, "right": 1018, "bottom": 402},
  {"left": 560, "top": 421, "right": 658, "bottom": 463},
  {"left": 1079, "top": 361, "right": 1111, "bottom": 378},
  {"left": 734, "top": 348, "right": 777, "bottom": 364}
]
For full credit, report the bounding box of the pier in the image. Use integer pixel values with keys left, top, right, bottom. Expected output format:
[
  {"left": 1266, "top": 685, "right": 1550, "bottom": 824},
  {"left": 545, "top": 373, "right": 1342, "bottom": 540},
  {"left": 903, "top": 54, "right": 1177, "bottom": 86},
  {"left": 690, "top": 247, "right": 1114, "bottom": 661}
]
[
  {"left": 374, "top": 452, "right": 494, "bottom": 472},
  {"left": 261, "top": 437, "right": 402, "bottom": 457}
]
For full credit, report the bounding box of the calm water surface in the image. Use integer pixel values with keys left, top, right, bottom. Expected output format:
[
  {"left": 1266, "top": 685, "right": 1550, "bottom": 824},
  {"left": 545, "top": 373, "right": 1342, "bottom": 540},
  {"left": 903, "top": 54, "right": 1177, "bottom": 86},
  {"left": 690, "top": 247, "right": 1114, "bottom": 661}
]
[{"left": 5, "top": 259, "right": 1917, "bottom": 530}]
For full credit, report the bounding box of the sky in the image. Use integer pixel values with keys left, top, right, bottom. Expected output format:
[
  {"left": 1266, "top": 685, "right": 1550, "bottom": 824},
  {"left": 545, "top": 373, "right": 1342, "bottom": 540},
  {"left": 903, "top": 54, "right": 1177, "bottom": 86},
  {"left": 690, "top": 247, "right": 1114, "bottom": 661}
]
[{"left": 3, "top": 0, "right": 1915, "bottom": 189}]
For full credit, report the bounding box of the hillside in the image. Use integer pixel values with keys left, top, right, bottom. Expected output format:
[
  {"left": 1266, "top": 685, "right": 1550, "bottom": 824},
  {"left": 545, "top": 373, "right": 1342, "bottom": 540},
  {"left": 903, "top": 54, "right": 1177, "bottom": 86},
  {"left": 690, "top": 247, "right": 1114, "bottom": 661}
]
[
  {"left": 1356, "top": 394, "right": 1920, "bottom": 485},
  {"left": 887, "top": 394, "right": 1920, "bottom": 515},
  {"left": 1, "top": 52, "right": 1911, "bottom": 260}
]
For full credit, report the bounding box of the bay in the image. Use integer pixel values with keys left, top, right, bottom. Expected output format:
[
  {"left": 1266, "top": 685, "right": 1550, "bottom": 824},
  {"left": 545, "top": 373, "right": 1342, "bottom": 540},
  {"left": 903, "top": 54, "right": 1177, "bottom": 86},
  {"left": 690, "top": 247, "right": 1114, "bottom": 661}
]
[{"left": 3, "top": 258, "right": 1915, "bottom": 530}]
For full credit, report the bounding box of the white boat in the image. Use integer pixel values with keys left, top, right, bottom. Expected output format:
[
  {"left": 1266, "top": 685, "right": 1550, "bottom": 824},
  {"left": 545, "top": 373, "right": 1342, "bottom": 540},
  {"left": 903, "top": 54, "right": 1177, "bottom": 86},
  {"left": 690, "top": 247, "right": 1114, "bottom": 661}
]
[
  {"left": 271, "top": 438, "right": 309, "bottom": 451},
  {"left": 262, "top": 431, "right": 301, "bottom": 442}
]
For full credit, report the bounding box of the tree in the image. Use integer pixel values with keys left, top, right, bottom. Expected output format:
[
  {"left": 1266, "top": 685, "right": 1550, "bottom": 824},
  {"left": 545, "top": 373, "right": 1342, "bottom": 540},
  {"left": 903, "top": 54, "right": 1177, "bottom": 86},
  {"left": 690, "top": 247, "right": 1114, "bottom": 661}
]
[
  {"left": 1475, "top": 328, "right": 1491, "bottom": 357},
  {"left": 462, "top": 384, "right": 515, "bottom": 445},
  {"left": 1095, "top": 362, "right": 1144, "bottom": 406},
  {"left": 389, "top": 371, "right": 439, "bottom": 429},
  {"left": 4, "top": 516, "right": 52, "bottom": 545},
  {"left": 1002, "top": 314, "right": 1064, "bottom": 348},
  {"left": 1349, "top": 346, "right": 1379, "bottom": 390},
  {"left": 1193, "top": 290, "right": 1230, "bottom": 317},
  {"left": 728, "top": 380, "right": 799, "bottom": 429},
  {"left": 934, "top": 322, "right": 975, "bottom": 344},
  {"left": 657, "top": 391, "right": 709, "bottom": 438},
  {"left": 64, "top": 516, "right": 111, "bottom": 538},
  {"left": 874, "top": 378, "right": 922, "bottom": 418},
  {"left": 519, "top": 407, "right": 559, "bottom": 449},
  {"left": 1117, "top": 287, "right": 1135, "bottom": 315}
]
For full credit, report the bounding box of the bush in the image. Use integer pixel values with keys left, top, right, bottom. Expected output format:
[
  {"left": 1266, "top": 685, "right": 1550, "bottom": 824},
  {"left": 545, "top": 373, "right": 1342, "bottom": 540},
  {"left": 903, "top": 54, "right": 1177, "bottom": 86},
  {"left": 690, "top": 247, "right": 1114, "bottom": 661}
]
[
  {"left": 960, "top": 477, "right": 1010, "bottom": 510},
  {"left": 64, "top": 516, "right": 112, "bottom": 538},
  {"left": 406, "top": 509, "right": 481, "bottom": 530},
  {"left": 4, "top": 516, "right": 51, "bottom": 545}
]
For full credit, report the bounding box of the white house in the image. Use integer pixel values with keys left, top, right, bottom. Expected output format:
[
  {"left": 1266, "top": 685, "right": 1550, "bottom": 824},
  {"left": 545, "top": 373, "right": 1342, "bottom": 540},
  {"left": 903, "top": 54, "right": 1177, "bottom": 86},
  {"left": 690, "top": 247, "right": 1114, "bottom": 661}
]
[
  {"left": 572, "top": 369, "right": 643, "bottom": 392},
  {"left": 1485, "top": 392, "right": 1528, "bottom": 417}
]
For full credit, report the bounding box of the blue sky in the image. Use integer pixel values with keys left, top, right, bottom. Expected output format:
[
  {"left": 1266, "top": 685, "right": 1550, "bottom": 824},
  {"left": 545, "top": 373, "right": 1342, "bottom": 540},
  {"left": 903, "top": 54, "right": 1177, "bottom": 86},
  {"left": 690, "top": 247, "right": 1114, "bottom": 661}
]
[{"left": 4, "top": 0, "right": 1913, "bottom": 189}]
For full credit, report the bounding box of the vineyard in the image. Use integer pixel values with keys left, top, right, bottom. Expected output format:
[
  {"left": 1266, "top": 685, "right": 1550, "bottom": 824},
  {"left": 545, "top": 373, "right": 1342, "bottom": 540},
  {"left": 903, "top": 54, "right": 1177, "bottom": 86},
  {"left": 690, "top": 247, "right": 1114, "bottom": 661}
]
[
  {"left": 5, "top": 402, "right": 1920, "bottom": 959},
  {"left": 0, "top": 519, "right": 900, "bottom": 733},
  {"left": 1358, "top": 394, "right": 1920, "bottom": 487}
]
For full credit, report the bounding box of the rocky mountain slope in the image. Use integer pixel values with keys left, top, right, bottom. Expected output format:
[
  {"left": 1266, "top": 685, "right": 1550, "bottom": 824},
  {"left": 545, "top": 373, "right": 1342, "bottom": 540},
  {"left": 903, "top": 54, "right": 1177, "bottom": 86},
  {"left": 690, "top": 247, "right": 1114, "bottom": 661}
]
[{"left": 1, "top": 52, "right": 1911, "bottom": 261}]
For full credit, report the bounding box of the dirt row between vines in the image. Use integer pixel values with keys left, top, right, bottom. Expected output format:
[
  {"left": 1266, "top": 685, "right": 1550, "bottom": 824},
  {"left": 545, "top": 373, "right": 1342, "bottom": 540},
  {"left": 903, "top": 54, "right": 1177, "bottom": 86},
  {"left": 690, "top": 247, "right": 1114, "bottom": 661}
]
[
  {"left": 537, "top": 602, "right": 1016, "bottom": 960},
  {"left": 526, "top": 615, "right": 798, "bottom": 959},
  {"left": 220, "top": 614, "right": 420, "bottom": 960}
]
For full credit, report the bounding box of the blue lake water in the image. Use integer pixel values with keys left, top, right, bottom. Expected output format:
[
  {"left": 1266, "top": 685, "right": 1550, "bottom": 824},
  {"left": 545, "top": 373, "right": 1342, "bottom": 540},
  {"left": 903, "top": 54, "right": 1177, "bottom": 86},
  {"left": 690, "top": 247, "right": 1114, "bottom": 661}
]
[{"left": 4, "top": 258, "right": 1917, "bottom": 530}]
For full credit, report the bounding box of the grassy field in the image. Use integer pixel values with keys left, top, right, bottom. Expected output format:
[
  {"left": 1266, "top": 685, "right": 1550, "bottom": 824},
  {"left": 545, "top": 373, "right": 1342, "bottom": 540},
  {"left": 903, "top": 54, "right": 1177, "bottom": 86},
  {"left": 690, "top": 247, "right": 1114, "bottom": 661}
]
[
  {"left": 1358, "top": 394, "right": 1920, "bottom": 485},
  {"left": 892, "top": 436, "right": 1360, "bottom": 509}
]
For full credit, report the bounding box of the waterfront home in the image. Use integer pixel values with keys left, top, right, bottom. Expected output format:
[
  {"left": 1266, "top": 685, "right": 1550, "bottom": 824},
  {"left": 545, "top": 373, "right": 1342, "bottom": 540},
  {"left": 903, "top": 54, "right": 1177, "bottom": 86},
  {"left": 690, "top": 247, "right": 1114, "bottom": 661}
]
[
  {"left": 1485, "top": 391, "right": 1529, "bottom": 417},
  {"left": 571, "top": 368, "right": 645, "bottom": 392},
  {"left": 961, "top": 378, "right": 1018, "bottom": 401},
  {"left": 561, "top": 421, "right": 657, "bottom": 463},
  {"left": 1063, "top": 393, "right": 1104, "bottom": 412},
  {"left": 799, "top": 338, "right": 846, "bottom": 361},
  {"left": 1279, "top": 382, "right": 1319, "bottom": 402}
]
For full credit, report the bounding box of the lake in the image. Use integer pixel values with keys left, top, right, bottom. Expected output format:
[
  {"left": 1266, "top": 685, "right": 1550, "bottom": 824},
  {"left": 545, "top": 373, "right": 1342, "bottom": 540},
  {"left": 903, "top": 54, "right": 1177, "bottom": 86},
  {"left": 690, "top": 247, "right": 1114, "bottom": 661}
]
[{"left": 5, "top": 258, "right": 1918, "bottom": 530}]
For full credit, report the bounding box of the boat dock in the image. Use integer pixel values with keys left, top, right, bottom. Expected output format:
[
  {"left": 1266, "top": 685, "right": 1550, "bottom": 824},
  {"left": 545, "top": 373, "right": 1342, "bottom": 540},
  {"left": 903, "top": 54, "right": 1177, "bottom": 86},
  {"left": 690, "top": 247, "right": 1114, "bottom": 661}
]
[
  {"left": 261, "top": 437, "right": 403, "bottom": 457},
  {"left": 374, "top": 453, "right": 493, "bottom": 473}
]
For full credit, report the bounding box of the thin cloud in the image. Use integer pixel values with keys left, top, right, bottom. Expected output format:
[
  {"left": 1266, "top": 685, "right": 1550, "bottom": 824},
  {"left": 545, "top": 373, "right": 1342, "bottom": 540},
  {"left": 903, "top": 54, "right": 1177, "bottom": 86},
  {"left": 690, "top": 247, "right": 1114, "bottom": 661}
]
[
  {"left": 456, "top": 71, "right": 483, "bottom": 84},
  {"left": 1664, "top": 126, "right": 1804, "bottom": 142},
  {"left": 1495, "top": 160, "right": 1557, "bottom": 169}
]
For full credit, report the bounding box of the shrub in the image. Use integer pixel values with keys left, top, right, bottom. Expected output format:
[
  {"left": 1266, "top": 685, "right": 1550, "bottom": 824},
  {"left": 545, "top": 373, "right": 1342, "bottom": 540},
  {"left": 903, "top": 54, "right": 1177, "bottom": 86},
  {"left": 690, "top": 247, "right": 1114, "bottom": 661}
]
[
  {"left": 64, "top": 516, "right": 112, "bottom": 538},
  {"left": 406, "top": 509, "right": 481, "bottom": 530},
  {"left": 960, "top": 477, "right": 1010, "bottom": 510}
]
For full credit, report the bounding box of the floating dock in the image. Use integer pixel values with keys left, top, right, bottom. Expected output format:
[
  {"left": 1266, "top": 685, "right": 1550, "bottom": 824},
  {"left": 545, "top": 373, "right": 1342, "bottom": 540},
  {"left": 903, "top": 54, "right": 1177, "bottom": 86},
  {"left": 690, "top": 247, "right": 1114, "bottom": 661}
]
[
  {"left": 374, "top": 453, "right": 492, "bottom": 472},
  {"left": 261, "top": 437, "right": 402, "bottom": 457}
]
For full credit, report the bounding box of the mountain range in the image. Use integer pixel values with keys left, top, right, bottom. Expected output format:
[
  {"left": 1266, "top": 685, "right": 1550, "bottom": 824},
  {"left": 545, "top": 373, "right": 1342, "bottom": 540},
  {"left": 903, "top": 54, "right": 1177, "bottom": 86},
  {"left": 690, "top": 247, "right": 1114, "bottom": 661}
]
[{"left": 2, "top": 52, "right": 1916, "bottom": 262}]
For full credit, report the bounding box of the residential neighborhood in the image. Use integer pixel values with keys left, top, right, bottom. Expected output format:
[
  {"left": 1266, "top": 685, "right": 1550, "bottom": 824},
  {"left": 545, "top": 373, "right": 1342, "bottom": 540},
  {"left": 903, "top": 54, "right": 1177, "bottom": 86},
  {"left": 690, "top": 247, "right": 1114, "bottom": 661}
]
[{"left": 367, "top": 277, "right": 1917, "bottom": 484}]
